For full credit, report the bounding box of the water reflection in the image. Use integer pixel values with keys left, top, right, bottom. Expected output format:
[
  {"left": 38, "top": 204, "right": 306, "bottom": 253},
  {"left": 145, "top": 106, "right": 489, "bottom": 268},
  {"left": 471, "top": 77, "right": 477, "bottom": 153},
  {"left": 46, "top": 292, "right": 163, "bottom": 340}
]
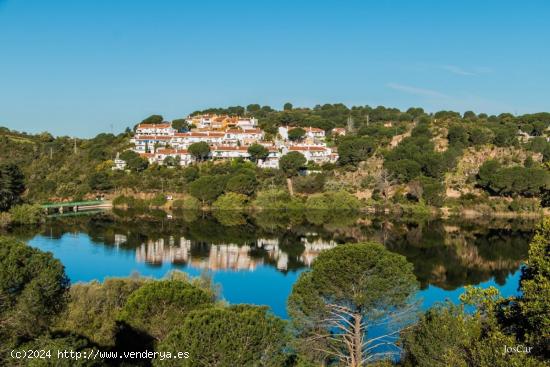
[{"left": 5, "top": 210, "right": 536, "bottom": 291}]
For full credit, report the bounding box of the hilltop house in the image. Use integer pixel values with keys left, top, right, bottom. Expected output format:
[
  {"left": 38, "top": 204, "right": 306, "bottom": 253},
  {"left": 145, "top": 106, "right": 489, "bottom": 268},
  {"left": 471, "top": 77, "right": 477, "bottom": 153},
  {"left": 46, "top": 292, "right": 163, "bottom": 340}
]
[
  {"left": 278, "top": 126, "right": 326, "bottom": 141},
  {"left": 285, "top": 145, "right": 337, "bottom": 164},
  {"left": 154, "top": 149, "right": 194, "bottom": 166},
  {"left": 135, "top": 123, "right": 175, "bottom": 136}
]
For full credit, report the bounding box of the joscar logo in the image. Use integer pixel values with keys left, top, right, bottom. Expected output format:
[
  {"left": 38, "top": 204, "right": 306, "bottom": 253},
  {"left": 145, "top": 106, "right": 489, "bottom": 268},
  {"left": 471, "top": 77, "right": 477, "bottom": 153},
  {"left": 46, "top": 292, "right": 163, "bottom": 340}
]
[{"left": 503, "top": 345, "right": 533, "bottom": 354}]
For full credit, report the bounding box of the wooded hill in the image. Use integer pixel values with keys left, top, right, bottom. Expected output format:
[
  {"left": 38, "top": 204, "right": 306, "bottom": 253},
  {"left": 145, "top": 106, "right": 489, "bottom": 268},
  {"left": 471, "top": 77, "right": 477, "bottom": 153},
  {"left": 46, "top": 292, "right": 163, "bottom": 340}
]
[{"left": 2, "top": 104, "right": 550, "bottom": 212}]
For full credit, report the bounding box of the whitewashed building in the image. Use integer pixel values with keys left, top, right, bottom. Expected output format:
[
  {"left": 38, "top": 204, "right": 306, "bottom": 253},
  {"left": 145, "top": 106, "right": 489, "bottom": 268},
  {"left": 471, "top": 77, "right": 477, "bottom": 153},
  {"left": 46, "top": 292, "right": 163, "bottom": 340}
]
[
  {"left": 211, "top": 145, "right": 250, "bottom": 159},
  {"left": 285, "top": 145, "right": 337, "bottom": 164},
  {"left": 278, "top": 126, "right": 326, "bottom": 141},
  {"left": 135, "top": 123, "right": 175, "bottom": 136},
  {"left": 154, "top": 149, "right": 194, "bottom": 166},
  {"left": 132, "top": 135, "right": 171, "bottom": 153}
]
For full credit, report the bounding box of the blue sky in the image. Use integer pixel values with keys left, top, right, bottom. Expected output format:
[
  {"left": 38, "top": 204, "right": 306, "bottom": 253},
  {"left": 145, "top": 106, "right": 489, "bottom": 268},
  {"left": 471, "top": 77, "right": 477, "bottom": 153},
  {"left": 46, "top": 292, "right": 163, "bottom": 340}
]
[{"left": 1, "top": 0, "right": 549, "bottom": 137}]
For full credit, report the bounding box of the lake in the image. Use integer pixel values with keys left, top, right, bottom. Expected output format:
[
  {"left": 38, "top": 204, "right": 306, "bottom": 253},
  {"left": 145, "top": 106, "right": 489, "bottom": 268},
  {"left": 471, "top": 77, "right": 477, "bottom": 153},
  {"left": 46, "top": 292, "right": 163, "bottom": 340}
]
[{"left": 6, "top": 209, "right": 536, "bottom": 318}]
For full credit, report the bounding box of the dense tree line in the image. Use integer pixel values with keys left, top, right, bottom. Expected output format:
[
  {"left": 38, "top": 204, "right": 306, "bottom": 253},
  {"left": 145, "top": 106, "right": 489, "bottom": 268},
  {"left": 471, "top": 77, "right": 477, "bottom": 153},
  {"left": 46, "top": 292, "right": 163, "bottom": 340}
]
[{"left": 3, "top": 103, "right": 550, "bottom": 209}]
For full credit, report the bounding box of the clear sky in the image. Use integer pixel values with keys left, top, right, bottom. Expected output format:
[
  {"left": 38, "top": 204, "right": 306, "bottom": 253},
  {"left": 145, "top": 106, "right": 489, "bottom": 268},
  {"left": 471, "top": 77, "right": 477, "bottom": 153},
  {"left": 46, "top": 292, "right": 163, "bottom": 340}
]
[{"left": 1, "top": 0, "right": 549, "bottom": 137}]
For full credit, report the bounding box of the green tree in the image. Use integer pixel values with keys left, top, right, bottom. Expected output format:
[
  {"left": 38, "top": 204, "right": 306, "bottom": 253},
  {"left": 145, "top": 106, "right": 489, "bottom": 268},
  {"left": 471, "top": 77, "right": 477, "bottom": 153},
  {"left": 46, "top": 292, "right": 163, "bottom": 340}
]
[
  {"left": 56, "top": 278, "right": 146, "bottom": 346},
  {"left": 283, "top": 102, "right": 293, "bottom": 111},
  {"left": 155, "top": 305, "right": 288, "bottom": 367},
  {"left": 140, "top": 115, "right": 164, "bottom": 125},
  {"left": 171, "top": 119, "right": 189, "bottom": 132},
  {"left": 0, "top": 237, "right": 69, "bottom": 348},
  {"left": 247, "top": 144, "right": 269, "bottom": 163},
  {"left": 519, "top": 218, "right": 550, "bottom": 356},
  {"left": 188, "top": 142, "right": 211, "bottom": 162},
  {"left": 9, "top": 204, "right": 45, "bottom": 225},
  {"left": 279, "top": 152, "right": 306, "bottom": 177},
  {"left": 225, "top": 173, "right": 258, "bottom": 196},
  {"left": 163, "top": 155, "right": 180, "bottom": 167},
  {"left": 447, "top": 125, "right": 469, "bottom": 147},
  {"left": 418, "top": 176, "right": 445, "bottom": 206},
  {"left": 288, "top": 243, "right": 418, "bottom": 366},
  {"left": 0, "top": 164, "right": 25, "bottom": 211},
  {"left": 188, "top": 175, "right": 226, "bottom": 205},
  {"left": 89, "top": 171, "right": 114, "bottom": 191},
  {"left": 288, "top": 127, "right": 306, "bottom": 141},
  {"left": 400, "top": 302, "right": 481, "bottom": 367},
  {"left": 337, "top": 137, "right": 377, "bottom": 166},
  {"left": 118, "top": 280, "right": 214, "bottom": 341},
  {"left": 212, "top": 192, "right": 248, "bottom": 210},
  {"left": 120, "top": 151, "right": 149, "bottom": 172}
]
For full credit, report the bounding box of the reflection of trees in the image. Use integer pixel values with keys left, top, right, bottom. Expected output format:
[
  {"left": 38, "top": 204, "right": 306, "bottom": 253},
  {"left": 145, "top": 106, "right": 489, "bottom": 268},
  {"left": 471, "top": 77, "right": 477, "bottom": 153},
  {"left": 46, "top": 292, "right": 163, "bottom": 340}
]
[{"left": 7, "top": 212, "right": 536, "bottom": 290}]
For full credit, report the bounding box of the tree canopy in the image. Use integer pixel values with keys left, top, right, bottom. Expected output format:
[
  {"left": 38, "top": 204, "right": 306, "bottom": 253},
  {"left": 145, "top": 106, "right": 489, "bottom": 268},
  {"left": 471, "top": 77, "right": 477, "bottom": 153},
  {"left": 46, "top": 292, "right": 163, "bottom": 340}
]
[
  {"left": 0, "top": 237, "right": 69, "bottom": 348},
  {"left": 155, "top": 305, "right": 288, "bottom": 367},
  {"left": 279, "top": 152, "right": 306, "bottom": 177},
  {"left": 0, "top": 164, "right": 25, "bottom": 211},
  {"left": 288, "top": 242, "right": 418, "bottom": 366},
  {"left": 188, "top": 142, "right": 210, "bottom": 162}
]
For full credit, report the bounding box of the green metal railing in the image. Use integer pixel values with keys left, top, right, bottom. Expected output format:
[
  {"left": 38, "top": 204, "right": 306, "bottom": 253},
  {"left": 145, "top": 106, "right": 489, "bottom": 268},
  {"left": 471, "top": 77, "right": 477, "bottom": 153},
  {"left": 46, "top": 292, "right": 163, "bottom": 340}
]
[{"left": 41, "top": 200, "right": 108, "bottom": 209}]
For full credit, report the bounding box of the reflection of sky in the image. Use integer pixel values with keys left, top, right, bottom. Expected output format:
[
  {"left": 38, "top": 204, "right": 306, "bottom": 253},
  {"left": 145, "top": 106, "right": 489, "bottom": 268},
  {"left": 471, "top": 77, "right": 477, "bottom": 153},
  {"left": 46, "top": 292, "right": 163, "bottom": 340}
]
[{"left": 27, "top": 233, "right": 522, "bottom": 319}]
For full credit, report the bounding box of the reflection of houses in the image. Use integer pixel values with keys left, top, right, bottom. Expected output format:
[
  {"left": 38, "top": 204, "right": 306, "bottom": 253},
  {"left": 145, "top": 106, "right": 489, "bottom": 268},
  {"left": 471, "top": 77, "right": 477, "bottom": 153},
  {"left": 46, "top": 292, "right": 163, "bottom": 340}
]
[
  {"left": 135, "top": 238, "right": 192, "bottom": 265},
  {"left": 300, "top": 238, "right": 338, "bottom": 266},
  {"left": 114, "top": 234, "right": 127, "bottom": 246},
  {"left": 134, "top": 236, "right": 338, "bottom": 271},
  {"left": 191, "top": 245, "right": 257, "bottom": 271},
  {"left": 258, "top": 239, "right": 288, "bottom": 270}
]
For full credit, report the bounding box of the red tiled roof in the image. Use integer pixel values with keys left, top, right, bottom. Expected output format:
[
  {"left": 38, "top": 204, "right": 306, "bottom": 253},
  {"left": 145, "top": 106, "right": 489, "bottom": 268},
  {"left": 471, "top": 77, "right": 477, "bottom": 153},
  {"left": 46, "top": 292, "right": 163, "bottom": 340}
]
[
  {"left": 137, "top": 123, "right": 172, "bottom": 129},
  {"left": 289, "top": 146, "right": 327, "bottom": 152},
  {"left": 175, "top": 131, "right": 225, "bottom": 138},
  {"left": 289, "top": 126, "right": 324, "bottom": 133},
  {"left": 135, "top": 135, "right": 171, "bottom": 141},
  {"left": 157, "top": 149, "right": 190, "bottom": 155},
  {"left": 213, "top": 145, "right": 249, "bottom": 152}
]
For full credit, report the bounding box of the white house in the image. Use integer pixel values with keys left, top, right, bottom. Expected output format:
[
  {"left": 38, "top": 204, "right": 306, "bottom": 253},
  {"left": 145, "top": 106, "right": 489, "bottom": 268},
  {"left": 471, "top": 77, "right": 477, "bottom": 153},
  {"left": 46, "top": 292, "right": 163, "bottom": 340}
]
[
  {"left": 211, "top": 145, "right": 250, "bottom": 159},
  {"left": 154, "top": 149, "right": 194, "bottom": 166},
  {"left": 278, "top": 126, "right": 325, "bottom": 141},
  {"left": 257, "top": 147, "right": 281, "bottom": 169},
  {"left": 138, "top": 152, "right": 156, "bottom": 164},
  {"left": 285, "top": 145, "right": 336, "bottom": 164},
  {"left": 224, "top": 128, "right": 264, "bottom": 145},
  {"left": 236, "top": 117, "right": 258, "bottom": 130},
  {"left": 132, "top": 135, "right": 171, "bottom": 153},
  {"left": 170, "top": 131, "right": 225, "bottom": 149},
  {"left": 112, "top": 152, "right": 127, "bottom": 170},
  {"left": 135, "top": 123, "right": 175, "bottom": 136}
]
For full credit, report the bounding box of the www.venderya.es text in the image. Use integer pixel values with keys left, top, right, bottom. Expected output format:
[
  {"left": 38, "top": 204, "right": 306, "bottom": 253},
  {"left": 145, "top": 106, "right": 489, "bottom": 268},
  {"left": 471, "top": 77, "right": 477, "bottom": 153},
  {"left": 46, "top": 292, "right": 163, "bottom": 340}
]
[{"left": 10, "top": 349, "right": 190, "bottom": 361}]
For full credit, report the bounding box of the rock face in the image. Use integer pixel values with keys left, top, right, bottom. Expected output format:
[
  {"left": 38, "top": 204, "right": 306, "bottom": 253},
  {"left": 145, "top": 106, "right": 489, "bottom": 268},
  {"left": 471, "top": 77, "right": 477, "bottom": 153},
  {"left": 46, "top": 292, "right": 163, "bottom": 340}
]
[{"left": 445, "top": 145, "right": 543, "bottom": 197}]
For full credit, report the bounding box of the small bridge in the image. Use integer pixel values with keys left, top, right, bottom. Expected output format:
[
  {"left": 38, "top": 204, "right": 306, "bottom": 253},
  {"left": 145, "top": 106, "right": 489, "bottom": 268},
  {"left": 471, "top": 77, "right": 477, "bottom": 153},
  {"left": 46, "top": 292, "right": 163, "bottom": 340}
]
[{"left": 42, "top": 200, "right": 112, "bottom": 214}]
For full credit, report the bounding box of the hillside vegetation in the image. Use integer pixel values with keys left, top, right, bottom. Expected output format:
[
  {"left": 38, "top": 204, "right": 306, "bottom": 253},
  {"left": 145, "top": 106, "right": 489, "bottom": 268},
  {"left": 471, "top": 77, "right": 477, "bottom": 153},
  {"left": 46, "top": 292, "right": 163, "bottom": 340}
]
[{"left": 2, "top": 106, "right": 550, "bottom": 214}]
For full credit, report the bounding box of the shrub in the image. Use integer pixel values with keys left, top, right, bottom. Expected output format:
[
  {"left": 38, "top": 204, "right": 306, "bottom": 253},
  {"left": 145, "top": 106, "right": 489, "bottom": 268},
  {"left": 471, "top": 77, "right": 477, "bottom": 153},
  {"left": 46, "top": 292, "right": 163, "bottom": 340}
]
[
  {"left": 181, "top": 196, "right": 201, "bottom": 211},
  {"left": 324, "top": 190, "right": 361, "bottom": 210},
  {"left": 293, "top": 174, "right": 325, "bottom": 194},
  {"left": 305, "top": 193, "right": 329, "bottom": 210},
  {"left": 225, "top": 174, "right": 258, "bottom": 196},
  {"left": 252, "top": 189, "right": 304, "bottom": 210},
  {"left": 212, "top": 193, "right": 248, "bottom": 211},
  {"left": 155, "top": 306, "right": 288, "bottom": 367},
  {"left": 0, "top": 212, "right": 11, "bottom": 227},
  {"left": 150, "top": 193, "right": 167, "bottom": 207},
  {"left": 118, "top": 280, "right": 214, "bottom": 341},
  {"left": 8, "top": 204, "right": 45, "bottom": 225}
]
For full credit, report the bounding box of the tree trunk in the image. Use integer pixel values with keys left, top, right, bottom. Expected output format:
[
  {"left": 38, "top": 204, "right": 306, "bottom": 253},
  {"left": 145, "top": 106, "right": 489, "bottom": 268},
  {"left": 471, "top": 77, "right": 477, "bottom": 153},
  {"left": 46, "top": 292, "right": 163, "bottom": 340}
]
[
  {"left": 353, "top": 313, "right": 363, "bottom": 367},
  {"left": 287, "top": 178, "right": 294, "bottom": 196}
]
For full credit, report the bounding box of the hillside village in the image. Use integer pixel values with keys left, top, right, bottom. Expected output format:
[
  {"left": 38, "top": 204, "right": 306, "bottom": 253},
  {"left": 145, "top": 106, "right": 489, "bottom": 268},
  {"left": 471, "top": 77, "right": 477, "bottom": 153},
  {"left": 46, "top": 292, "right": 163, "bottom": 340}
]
[{"left": 123, "top": 114, "right": 340, "bottom": 169}]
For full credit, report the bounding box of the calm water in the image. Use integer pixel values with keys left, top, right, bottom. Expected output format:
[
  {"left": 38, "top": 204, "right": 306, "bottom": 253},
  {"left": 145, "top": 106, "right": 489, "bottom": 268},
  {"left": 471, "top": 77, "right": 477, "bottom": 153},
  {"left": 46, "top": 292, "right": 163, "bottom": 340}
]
[{"left": 8, "top": 210, "right": 535, "bottom": 318}]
